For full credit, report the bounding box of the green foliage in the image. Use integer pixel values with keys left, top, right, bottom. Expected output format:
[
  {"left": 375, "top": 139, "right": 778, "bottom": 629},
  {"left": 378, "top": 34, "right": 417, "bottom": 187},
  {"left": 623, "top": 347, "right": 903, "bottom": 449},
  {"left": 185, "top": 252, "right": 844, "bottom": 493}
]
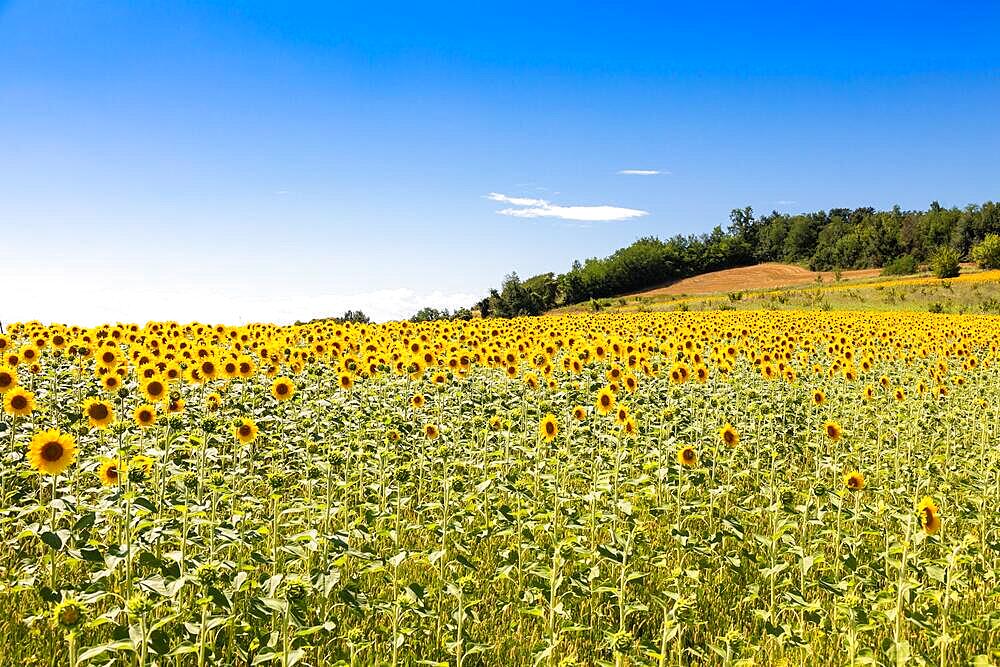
[
  {"left": 971, "top": 233, "right": 1000, "bottom": 269},
  {"left": 881, "top": 254, "right": 918, "bottom": 276},
  {"left": 930, "top": 246, "right": 961, "bottom": 279}
]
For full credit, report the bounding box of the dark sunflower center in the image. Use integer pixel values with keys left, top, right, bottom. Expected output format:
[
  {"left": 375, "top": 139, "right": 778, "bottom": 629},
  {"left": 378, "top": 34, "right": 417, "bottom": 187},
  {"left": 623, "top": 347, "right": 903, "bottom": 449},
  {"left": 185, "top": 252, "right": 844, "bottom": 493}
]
[
  {"left": 41, "top": 441, "right": 64, "bottom": 462},
  {"left": 277, "top": 384, "right": 288, "bottom": 395},
  {"left": 89, "top": 404, "right": 109, "bottom": 420},
  {"left": 11, "top": 395, "right": 27, "bottom": 410},
  {"left": 545, "top": 423, "right": 555, "bottom": 435},
  {"left": 239, "top": 425, "right": 253, "bottom": 437},
  {"left": 148, "top": 382, "right": 163, "bottom": 396},
  {"left": 0, "top": 373, "right": 12, "bottom": 387}
]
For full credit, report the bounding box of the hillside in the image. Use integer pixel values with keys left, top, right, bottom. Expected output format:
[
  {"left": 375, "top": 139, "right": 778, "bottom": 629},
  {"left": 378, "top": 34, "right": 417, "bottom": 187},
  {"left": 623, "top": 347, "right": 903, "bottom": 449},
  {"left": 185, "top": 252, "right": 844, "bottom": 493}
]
[
  {"left": 549, "top": 262, "right": 1000, "bottom": 315},
  {"left": 627, "top": 263, "right": 882, "bottom": 298}
]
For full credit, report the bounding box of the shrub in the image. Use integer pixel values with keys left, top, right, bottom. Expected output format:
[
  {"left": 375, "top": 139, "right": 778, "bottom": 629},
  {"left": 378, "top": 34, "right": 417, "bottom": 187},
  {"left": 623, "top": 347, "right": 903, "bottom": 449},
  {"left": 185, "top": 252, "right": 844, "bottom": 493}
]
[
  {"left": 882, "top": 254, "right": 918, "bottom": 276},
  {"left": 971, "top": 234, "right": 1000, "bottom": 269},
  {"left": 930, "top": 246, "right": 961, "bottom": 279}
]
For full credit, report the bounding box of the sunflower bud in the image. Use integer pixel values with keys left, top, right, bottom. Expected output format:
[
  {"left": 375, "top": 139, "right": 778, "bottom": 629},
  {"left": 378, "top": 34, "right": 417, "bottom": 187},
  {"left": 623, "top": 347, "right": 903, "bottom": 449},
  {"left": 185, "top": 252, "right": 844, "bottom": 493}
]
[{"left": 52, "top": 598, "right": 87, "bottom": 630}]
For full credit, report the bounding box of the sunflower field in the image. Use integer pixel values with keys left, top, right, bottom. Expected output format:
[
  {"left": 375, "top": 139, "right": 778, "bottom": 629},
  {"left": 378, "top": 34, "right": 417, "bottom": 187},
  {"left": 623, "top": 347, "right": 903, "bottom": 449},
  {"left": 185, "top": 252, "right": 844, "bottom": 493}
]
[{"left": 1, "top": 311, "right": 998, "bottom": 666}]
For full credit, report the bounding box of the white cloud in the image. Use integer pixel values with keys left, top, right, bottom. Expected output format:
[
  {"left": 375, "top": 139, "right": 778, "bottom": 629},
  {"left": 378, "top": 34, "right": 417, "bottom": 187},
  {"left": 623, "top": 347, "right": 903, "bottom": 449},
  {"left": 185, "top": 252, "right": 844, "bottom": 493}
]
[
  {"left": 776, "top": 199, "right": 797, "bottom": 206},
  {"left": 487, "top": 192, "right": 648, "bottom": 222},
  {"left": 486, "top": 192, "right": 548, "bottom": 207},
  {"left": 618, "top": 169, "right": 664, "bottom": 176}
]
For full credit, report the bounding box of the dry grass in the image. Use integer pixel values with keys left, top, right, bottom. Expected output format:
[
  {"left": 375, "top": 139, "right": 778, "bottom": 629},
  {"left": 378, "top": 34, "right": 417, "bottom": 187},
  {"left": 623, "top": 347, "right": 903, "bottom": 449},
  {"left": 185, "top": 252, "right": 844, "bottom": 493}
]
[{"left": 630, "top": 263, "right": 883, "bottom": 299}]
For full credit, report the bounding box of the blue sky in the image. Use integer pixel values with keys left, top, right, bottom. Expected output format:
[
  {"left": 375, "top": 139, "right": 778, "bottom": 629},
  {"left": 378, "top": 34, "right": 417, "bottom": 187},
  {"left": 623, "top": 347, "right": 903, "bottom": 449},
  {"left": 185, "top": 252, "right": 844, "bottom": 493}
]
[{"left": 2, "top": 1, "right": 998, "bottom": 323}]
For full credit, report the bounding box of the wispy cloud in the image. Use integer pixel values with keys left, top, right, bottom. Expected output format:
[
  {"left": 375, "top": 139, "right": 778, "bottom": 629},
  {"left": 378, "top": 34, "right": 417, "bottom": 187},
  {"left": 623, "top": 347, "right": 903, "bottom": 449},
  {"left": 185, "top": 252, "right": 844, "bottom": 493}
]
[
  {"left": 775, "top": 199, "right": 797, "bottom": 206},
  {"left": 486, "top": 192, "right": 648, "bottom": 222},
  {"left": 618, "top": 169, "right": 665, "bottom": 176}
]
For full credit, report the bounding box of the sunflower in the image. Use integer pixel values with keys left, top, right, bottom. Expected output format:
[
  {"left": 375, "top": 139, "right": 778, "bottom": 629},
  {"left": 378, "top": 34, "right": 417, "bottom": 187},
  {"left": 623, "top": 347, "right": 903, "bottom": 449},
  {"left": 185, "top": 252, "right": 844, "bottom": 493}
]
[
  {"left": 614, "top": 406, "right": 630, "bottom": 425},
  {"left": 133, "top": 404, "right": 157, "bottom": 428},
  {"left": 539, "top": 413, "right": 559, "bottom": 442},
  {"left": 669, "top": 362, "right": 689, "bottom": 384},
  {"left": 129, "top": 455, "right": 154, "bottom": 481},
  {"left": 101, "top": 374, "right": 121, "bottom": 392},
  {"left": 271, "top": 377, "right": 295, "bottom": 401},
  {"left": 843, "top": 471, "right": 865, "bottom": 491},
  {"left": 677, "top": 445, "right": 697, "bottom": 467},
  {"left": 27, "top": 429, "right": 77, "bottom": 476},
  {"left": 3, "top": 386, "right": 35, "bottom": 417},
  {"left": 198, "top": 358, "right": 218, "bottom": 381},
  {"left": 338, "top": 373, "right": 354, "bottom": 391},
  {"left": 812, "top": 390, "right": 825, "bottom": 406},
  {"left": 595, "top": 387, "right": 616, "bottom": 415},
  {"left": 411, "top": 393, "right": 426, "bottom": 408},
  {"left": 893, "top": 387, "right": 905, "bottom": 402},
  {"left": 0, "top": 365, "right": 16, "bottom": 393},
  {"left": 488, "top": 415, "right": 503, "bottom": 431},
  {"left": 97, "top": 458, "right": 124, "bottom": 486},
  {"left": 572, "top": 405, "right": 587, "bottom": 421},
  {"left": 95, "top": 347, "right": 120, "bottom": 369},
  {"left": 719, "top": 423, "right": 739, "bottom": 447},
  {"left": 424, "top": 424, "right": 439, "bottom": 439},
  {"left": 83, "top": 397, "right": 114, "bottom": 429},
  {"left": 620, "top": 416, "right": 638, "bottom": 438},
  {"left": 51, "top": 597, "right": 87, "bottom": 630},
  {"left": 823, "top": 420, "right": 842, "bottom": 441},
  {"left": 234, "top": 417, "right": 259, "bottom": 444},
  {"left": 917, "top": 496, "right": 941, "bottom": 535}
]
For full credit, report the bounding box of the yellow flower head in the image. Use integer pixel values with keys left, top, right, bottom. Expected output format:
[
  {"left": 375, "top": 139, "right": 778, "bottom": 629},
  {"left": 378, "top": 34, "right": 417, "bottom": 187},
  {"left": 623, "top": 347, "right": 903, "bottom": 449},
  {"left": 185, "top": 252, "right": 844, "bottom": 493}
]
[
  {"left": 539, "top": 413, "right": 559, "bottom": 442},
  {"left": 97, "top": 458, "right": 124, "bottom": 486},
  {"left": 28, "top": 429, "right": 77, "bottom": 476},
  {"left": 595, "top": 387, "right": 615, "bottom": 415},
  {"left": 129, "top": 455, "right": 154, "bottom": 481},
  {"left": 3, "top": 386, "right": 35, "bottom": 417},
  {"left": 271, "top": 377, "right": 295, "bottom": 401},
  {"left": 234, "top": 417, "right": 259, "bottom": 444},
  {"left": 917, "top": 496, "right": 941, "bottom": 535},
  {"left": 719, "top": 423, "right": 739, "bottom": 447},
  {"left": 823, "top": 420, "right": 843, "bottom": 441},
  {"left": 677, "top": 446, "right": 697, "bottom": 467},
  {"left": 83, "top": 397, "right": 114, "bottom": 429},
  {"left": 843, "top": 471, "right": 865, "bottom": 491},
  {"left": 0, "top": 365, "right": 17, "bottom": 393}
]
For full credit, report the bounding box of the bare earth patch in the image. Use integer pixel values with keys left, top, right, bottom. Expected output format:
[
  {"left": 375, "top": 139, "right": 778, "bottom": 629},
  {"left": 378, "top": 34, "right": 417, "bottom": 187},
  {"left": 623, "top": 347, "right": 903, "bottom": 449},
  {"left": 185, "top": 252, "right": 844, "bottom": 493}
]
[{"left": 630, "top": 263, "right": 884, "bottom": 298}]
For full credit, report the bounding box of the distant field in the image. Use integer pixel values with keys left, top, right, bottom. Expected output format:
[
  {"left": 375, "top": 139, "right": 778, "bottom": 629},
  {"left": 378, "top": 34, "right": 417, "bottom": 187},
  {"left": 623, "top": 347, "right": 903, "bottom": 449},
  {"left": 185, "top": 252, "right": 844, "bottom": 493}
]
[
  {"left": 552, "top": 263, "right": 1000, "bottom": 316},
  {"left": 629, "top": 263, "right": 884, "bottom": 299}
]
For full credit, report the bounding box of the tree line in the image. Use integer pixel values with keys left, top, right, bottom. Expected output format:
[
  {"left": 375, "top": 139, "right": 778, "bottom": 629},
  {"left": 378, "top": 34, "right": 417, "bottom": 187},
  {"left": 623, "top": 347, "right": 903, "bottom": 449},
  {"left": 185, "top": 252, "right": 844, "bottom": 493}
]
[{"left": 475, "top": 200, "right": 1000, "bottom": 317}]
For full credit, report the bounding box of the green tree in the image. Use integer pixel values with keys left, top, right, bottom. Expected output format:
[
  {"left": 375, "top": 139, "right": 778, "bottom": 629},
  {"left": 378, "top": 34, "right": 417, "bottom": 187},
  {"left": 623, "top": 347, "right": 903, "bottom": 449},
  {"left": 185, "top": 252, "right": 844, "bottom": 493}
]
[
  {"left": 930, "top": 246, "right": 961, "bottom": 278},
  {"left": 971, "top": 234, "right": 1000, "bottom": 269}
]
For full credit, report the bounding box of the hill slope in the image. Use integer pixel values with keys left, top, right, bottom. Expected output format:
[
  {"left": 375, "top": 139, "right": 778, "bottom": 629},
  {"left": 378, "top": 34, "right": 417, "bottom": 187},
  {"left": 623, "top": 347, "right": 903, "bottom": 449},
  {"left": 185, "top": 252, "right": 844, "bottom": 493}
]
[{"left": 629, "top": 263, "right": 882, "bottom": 298}]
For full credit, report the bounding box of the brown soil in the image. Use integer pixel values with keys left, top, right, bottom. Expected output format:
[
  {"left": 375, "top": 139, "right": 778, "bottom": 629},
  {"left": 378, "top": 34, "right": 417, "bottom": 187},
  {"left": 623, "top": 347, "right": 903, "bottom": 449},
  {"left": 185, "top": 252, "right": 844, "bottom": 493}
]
[{"left": 631, "top": 263, "right": 884, "bottom": 298}]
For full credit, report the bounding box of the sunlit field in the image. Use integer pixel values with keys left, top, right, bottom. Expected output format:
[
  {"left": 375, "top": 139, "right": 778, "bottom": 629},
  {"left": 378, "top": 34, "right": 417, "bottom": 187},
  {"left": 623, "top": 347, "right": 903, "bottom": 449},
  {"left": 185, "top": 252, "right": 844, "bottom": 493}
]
[{"left": 1, "top": 312, "right": 998, "bottom": 666}]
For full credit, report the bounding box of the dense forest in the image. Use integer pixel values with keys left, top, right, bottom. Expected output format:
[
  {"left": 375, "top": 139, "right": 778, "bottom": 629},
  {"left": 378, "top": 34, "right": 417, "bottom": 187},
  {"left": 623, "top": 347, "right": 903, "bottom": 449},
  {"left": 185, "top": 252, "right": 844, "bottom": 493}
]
[{"left": 475, "top": 200, "right": 1000, "bottom": 317}]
